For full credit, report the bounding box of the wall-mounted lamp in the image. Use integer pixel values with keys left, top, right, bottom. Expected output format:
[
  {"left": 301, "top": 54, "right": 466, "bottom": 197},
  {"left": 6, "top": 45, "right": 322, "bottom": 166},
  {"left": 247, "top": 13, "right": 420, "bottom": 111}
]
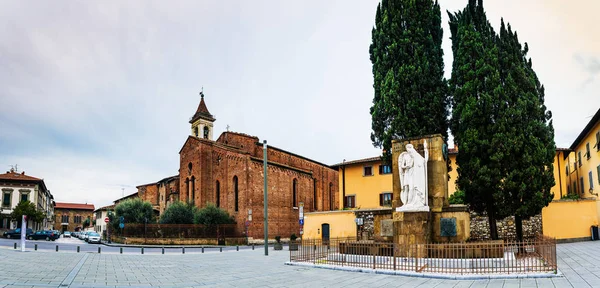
[{"left": 317, "top": 228, "right": 320, "bottom": 235}]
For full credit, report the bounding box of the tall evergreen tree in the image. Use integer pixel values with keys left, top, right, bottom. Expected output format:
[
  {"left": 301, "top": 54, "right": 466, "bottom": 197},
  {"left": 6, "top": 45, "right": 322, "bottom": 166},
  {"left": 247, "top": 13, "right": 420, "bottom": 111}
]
[
  {"left": 370, "top": 0, "right": 448, "bottom": 163},
  {"left": 496, "top": 20, "right": 555, "bottom": 241},
  {"left": 448, "top": 0, "right": 505, "bottom": 240},
  {"left": 449, "top": 0, "right": 555, "bottom": 241}
]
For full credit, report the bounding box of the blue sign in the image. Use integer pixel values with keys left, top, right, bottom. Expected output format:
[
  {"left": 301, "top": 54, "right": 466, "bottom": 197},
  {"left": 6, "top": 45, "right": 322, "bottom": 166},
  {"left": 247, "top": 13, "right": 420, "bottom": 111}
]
[
  {"left": 299, "top": 219, "right": 304, "bottom": 225},
  {"left": 119, "top": 223, "right": 125, "bottom": 229}
]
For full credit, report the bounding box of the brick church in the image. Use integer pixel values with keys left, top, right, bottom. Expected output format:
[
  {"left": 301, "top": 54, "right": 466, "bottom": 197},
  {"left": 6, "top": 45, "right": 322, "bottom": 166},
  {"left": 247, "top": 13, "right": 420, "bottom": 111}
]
[{"left": 139, "top": 92, "right": 339, "bottom": 239}]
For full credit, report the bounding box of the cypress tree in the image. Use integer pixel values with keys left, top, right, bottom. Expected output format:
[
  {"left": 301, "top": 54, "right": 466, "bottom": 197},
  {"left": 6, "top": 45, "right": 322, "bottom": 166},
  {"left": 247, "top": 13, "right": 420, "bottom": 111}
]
[
  {"left": 369, "top": 0, "right": 448, "bottom": 163},
  {"left": 450, "top": 0, "right": 555, "bottom": 241},
  {"left": 496, "top": 20, "right": 555, "bottom": 241},
  {"left": 448, "top": 0, "right": 505, "bottom": 240}
]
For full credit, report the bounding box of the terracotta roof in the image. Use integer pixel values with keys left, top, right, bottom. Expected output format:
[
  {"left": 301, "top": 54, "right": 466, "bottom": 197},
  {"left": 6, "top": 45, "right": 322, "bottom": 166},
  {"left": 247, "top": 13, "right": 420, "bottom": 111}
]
[
  {"left": 331, "top": 156, "right": 382, "bottom": 168},
  {"left": 0, "top": 171, "right": 42, "bottom": 181},
  {"left": 94, "top": 205, "right": 115, "bottom": 212},
  {"left": 114, "top": 192, "right": 139, "bottom": 203},
  {"left": 569, "top": 108, "right": 600, "bottom": 150},
  {"left": 189, "top": 92, "right": 215, "bottom": 123},
  {"left": 54, "top": 202, "right": 95, "bottom": 210}
]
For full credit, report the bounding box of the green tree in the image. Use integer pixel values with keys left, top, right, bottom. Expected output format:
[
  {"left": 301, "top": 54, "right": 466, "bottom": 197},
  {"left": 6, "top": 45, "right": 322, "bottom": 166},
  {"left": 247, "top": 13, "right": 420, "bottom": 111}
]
[
  {"left": 114, "top": 198, "right": 155, "bottom": 224},
  {"left": 194, "top": 203, "right": 235, "bottom": 226},
  {"left": 83, "top": 217, "right": 91, "bottom": 228},
  {"left": 495, "top": 19, "right": 555, "bottom": 241},
  {"left": 369, "top": 0, "right": 448, "bottom": 163},
  {"left": 10, "top": 201, "right": 45, "bottom": 228},
  {"left": 449, "top": 0, "right": 555, "bottom": 241},
  {"left": 448, "top": 190, "right": 465, "bottom": 205},
  {"left": 448, "top": 0, "right": 505, "bottom": 240},
  {"left": 159, "top": 201, "right": 197, "bottom": 224}
]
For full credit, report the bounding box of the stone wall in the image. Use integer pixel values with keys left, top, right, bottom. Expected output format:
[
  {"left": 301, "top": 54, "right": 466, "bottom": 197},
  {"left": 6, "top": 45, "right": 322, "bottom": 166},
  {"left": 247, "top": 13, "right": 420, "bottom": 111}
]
[{"left": 469, "top": 211, "right": 542, "bottom": 240}]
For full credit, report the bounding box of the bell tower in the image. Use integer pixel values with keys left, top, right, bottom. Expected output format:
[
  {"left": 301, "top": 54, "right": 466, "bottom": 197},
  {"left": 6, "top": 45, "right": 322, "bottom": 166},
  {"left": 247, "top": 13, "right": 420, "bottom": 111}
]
[{"left": 189, "top": 90, "right": 216, "bottom": 140}]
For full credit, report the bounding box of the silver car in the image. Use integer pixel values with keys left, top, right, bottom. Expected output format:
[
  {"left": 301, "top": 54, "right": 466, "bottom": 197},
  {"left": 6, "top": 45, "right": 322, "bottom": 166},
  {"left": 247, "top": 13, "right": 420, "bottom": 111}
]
[{"left": 87, "top": 232, "right": 101, "bottom": 244}]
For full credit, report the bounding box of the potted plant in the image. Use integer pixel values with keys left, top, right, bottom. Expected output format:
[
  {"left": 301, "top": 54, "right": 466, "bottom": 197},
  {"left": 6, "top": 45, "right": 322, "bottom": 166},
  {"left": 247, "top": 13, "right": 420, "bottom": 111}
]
[
  {"left": 289, "top": 233, "right": 299, "bottom": 251},
  {"left": 274, "top": 236, "right": 283, "bottom": 250}
]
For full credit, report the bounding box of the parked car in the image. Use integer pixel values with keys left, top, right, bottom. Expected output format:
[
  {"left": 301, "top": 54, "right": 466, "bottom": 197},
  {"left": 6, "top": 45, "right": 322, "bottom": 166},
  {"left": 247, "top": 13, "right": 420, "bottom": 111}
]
[
  {"left": 87, "top": 232, "right": 101, "bottom": 244},
  {"left": 27, "top": 230, "right": 58, "bottom": 241},
  {"left": 3, "top": 228, "right": 33, "bottom": 239},
  {"left": 63, "top": 231, "right": 71, "bottom": 238},
  {"left": 84, "top": 231, "right": 91, "bottom": 242},
  {"left": 72, "top": 231, "right": 79, "bottom": 238}
]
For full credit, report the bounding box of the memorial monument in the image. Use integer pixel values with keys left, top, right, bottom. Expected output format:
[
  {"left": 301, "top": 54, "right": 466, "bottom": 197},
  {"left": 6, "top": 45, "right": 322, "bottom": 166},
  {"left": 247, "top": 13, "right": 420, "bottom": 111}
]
[{"left": 392, "top": 134, "right": 469, "bottom": 256}]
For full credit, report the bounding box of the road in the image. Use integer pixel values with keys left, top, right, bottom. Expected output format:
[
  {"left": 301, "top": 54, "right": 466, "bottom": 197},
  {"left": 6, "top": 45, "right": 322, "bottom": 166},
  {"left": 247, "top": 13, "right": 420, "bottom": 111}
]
[{"left": 0, "top": 235, "right": 259, "bottom": 254}]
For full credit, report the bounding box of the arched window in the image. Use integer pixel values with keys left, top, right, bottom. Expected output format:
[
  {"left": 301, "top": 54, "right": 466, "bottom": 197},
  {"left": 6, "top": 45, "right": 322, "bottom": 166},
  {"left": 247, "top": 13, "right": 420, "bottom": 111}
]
[
  {"left": 233, "top": 176, "right": 239, "bottom": 212},
  {"left": 292, "top": 178, "right": 298, "bottom": 207},
  {"left": 203, "top": 126, "right": 209, "bottom": 139},
  {"left": 185, "top": 178, "right": 190, "bottom": 202},
  {"left": 194, "top": 126, "right": 199, "bottom": 137},
  {"left": 188, "top": 162, "right": 192, "bottom": 175},
  {"left": 313, "top": 179, "right": 317, "bottom": 210},
  {"left": 329, "top": 182, "right": 333, "bottom": 211},
  {"left": 216, "top": 180, "right": 220, "bottom": 208},
  {"left": 191, "top": 176, "right": 195, "bottom": 205}
]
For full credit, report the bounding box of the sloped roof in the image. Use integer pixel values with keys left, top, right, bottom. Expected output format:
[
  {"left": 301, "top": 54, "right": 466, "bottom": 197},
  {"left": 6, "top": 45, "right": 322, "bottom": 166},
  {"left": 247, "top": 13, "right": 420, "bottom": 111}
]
[
  {"left": 569, "top": 108, "right": 600, "bottom": 150},
  {"left": 189, "top": 92, "right": 215, "bottom": 123},
  {"left": 54, "top": 202, "right": 95, "bottom": 210},
  {"left": 0, "top": 171, "right": 42, "bottom": 181}
]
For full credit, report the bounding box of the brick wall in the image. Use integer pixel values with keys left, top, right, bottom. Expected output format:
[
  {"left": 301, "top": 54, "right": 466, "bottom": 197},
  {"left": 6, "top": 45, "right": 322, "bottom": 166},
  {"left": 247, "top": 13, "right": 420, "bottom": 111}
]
[
  {"left": 178, "top": 134, "right": 338, "bottom": 239},
  {"left": 53, "top": 208, "right": 94, "bottom": 232}
]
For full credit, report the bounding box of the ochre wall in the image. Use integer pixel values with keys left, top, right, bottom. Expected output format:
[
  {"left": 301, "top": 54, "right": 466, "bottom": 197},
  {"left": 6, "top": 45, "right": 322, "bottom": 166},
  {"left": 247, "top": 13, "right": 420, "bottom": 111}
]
[
  {"left": 448, "top": 153, "right": 459, "bottom": 196},
  {"left": 542, "top": 199, "right": 598, "bottom": 239},
  {"left": 565, "top": 121, "right": 600, "bottom": 200},
  {"left": 337, "top": 161, "right": 392, "bottom": 209},
  {"left": 303, "top": 211, "right": 356, "bottom": 240}
]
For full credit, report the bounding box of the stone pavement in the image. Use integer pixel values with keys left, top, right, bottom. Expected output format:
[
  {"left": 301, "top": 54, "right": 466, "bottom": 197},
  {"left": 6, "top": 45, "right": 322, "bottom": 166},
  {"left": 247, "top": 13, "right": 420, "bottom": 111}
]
[{"left": 0, "top": 240, "right": 599, "bottom": 287}]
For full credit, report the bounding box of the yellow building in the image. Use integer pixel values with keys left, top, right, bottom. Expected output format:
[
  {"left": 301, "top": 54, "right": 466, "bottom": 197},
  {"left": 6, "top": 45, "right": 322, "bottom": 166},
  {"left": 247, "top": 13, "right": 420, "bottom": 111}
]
[{"left": 543, "top": 108, "right": 600, "bottom": 240}]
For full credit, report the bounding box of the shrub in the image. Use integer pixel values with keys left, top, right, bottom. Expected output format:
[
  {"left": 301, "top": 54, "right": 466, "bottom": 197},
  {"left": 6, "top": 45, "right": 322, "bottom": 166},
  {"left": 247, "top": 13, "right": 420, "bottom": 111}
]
[
  {"left": 561, "top": 193, "right": 580, "bottom": 200},
  {"left": 290, "top": 234, "right": 298, "bottom": 241},
  {"left": 159, "top": 201, "right": 197, "bottom": 224},
  {"left": 275, "top": 236, "right": 281, "bottom": 243},
  {"left": 448, "top": 190, "right": 466, "bottom": 205},
  {"left": 193, "top": 203, "right": 235, "bottom": 226},
  {"left": 114, "top": 198, "right": 155, "bottom": 224}
]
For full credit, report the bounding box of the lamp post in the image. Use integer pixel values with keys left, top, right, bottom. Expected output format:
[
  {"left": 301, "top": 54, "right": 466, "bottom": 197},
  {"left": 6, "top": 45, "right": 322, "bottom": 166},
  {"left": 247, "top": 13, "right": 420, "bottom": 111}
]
[{"left": 263, "top": 140, "right": 268, "bottom": 256}]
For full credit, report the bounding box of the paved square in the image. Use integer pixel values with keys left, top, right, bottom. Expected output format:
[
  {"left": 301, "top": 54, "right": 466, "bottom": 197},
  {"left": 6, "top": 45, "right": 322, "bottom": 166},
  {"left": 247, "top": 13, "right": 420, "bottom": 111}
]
[{"left": 1, "top": 241, "right": 600, "bottom": 287}]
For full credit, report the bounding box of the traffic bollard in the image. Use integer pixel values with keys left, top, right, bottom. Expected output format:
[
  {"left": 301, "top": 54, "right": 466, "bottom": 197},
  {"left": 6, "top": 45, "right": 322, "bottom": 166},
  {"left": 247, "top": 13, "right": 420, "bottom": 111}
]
[
  {"left": 236, "top": 245, "right": 239, "bottom": 251},
  {"left": 182, "top": 247, "right": 185, "bottom": 254},
  {"left": 56, "top": 245, "right": 58, "bottom": 252},
  {"left": 202, "top": 247, "right": 204, "bottom": 253},
  {"left": 98, "top": 247, "right": 101, "bottom": 254},
  {"left": 252, "top": 243, "right": 255, "bottom": 250},
  {"left": 162, "top": 247, "right": 165, "bottom": 254},
  {"left": 77, "top": 246, "right": 80, "bottom": 253},
  {"left": 141, "top": 247, "right": 144, "bottom": 255},
  {"left": 35, "top": 244, "right": 38, "bottom": 251},
  {"left": 13, "top": 243, "right": 16, "bottom": 249},
  {"left": 220, "top": 247, "right": 223, "bottom": 252},
  {"left": 120, "top": 247, "right": 123, "bottom": 254}
]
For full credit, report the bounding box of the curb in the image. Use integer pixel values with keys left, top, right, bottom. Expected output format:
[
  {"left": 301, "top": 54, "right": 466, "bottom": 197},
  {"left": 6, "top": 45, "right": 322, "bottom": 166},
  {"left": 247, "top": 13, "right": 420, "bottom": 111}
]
[{"left": 284, "top": 261, "right": 563, "bottom": 280}]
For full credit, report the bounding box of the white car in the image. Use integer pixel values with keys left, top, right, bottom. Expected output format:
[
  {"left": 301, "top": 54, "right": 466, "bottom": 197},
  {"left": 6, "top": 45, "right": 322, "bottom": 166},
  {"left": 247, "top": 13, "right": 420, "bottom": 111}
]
[{"left": 87, "top": 232, "right": 101, "bottom": 244}]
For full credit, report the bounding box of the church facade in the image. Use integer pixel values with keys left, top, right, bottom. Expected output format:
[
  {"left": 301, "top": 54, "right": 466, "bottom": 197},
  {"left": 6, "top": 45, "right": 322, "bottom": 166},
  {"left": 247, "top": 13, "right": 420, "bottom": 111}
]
[{"left": 141, "top": 92, "right": 339, "bottom": 239}]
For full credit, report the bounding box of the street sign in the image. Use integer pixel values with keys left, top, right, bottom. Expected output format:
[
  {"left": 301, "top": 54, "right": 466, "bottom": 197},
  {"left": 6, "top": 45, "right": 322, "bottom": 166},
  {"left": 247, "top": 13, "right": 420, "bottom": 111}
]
[
  {"left": 119, "top": 223, "right": 124, "bottom": 229},
  {"left": 299, "top": 219, "right": 304, "bottom": 225},
  {"left": 119, "top": 216, "right": 124, "bottom": 223},
  {"left": 104, "top": 217, "right": 109, "bottom": 223},
  {"left": 245, "top": 220, "right": 250, "bottom": 227}
]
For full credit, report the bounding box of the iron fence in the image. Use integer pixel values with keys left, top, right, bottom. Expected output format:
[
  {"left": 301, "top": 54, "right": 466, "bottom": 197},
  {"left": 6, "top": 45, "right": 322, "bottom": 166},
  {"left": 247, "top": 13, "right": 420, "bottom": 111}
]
[
  {"left": 290, "top": 235, "right": 557, "bottom": 275},
  {"left": 114, "top": 224, "right": 241, "bottom": 239}
]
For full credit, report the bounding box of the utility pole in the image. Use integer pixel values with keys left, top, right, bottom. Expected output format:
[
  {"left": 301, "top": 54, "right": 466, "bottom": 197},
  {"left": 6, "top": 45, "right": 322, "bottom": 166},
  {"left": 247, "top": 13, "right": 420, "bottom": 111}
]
[{"left": 263, "top": 140, "right": 268, "bottom": 256}]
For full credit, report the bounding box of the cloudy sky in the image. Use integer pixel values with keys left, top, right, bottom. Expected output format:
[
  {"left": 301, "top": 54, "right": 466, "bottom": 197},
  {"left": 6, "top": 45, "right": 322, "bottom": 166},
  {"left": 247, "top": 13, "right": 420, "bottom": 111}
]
[{"left": 1, "top": 1, "right": 598, "bottom": 208}]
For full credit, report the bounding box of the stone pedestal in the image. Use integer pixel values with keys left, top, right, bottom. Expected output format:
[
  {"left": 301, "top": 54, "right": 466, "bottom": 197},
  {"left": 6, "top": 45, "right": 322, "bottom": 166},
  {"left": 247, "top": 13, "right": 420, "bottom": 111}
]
[
  {"left": 393, "top": 211, "right": 432, "bottom": 257},
  {"left": 392, "top": 134, "right": 448, "bottom": 212}
]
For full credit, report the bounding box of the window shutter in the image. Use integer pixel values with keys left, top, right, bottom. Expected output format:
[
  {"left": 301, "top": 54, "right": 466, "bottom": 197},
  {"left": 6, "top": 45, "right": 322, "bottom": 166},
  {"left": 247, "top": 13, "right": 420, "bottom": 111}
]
[
  {"left": 379, "top": 165, "right": 383, "bottom": 175},
  {"left": 597, "top": 165, "right": 600, "bottom": 185},
  {"left": 343, "top": 196, "right": 347, "bottom": 208},
  {"left": 379, "top": 194, "right": 383, "bottom": 206}
]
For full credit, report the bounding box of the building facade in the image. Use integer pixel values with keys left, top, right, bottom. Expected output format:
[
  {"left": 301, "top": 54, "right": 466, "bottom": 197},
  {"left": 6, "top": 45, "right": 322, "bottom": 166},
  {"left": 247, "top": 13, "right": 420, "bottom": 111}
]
[
  {"left": 53, "top": 203, "right": 95, "bottom": 232},
  {"left": 139, "top": 92, "right": 339, "bottom": 239},
  {"left": 93, "top": 205, "right": 114, "bottom": 237},
  {"left": 0, "top": 169, "right": 54, "bottom": 231}
]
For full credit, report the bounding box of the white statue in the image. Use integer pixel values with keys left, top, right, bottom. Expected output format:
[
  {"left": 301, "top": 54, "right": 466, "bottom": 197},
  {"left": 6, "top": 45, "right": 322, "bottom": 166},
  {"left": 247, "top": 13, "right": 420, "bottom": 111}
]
[{"left": 397, "top": 140, "right": 429, "bottom": 212}]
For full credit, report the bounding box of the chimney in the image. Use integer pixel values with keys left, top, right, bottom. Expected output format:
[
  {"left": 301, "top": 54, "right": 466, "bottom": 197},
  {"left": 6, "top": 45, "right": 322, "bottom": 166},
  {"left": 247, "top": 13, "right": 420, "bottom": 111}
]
[{"left": 21, "top": 171, "right": 25, "bottom": 175}]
